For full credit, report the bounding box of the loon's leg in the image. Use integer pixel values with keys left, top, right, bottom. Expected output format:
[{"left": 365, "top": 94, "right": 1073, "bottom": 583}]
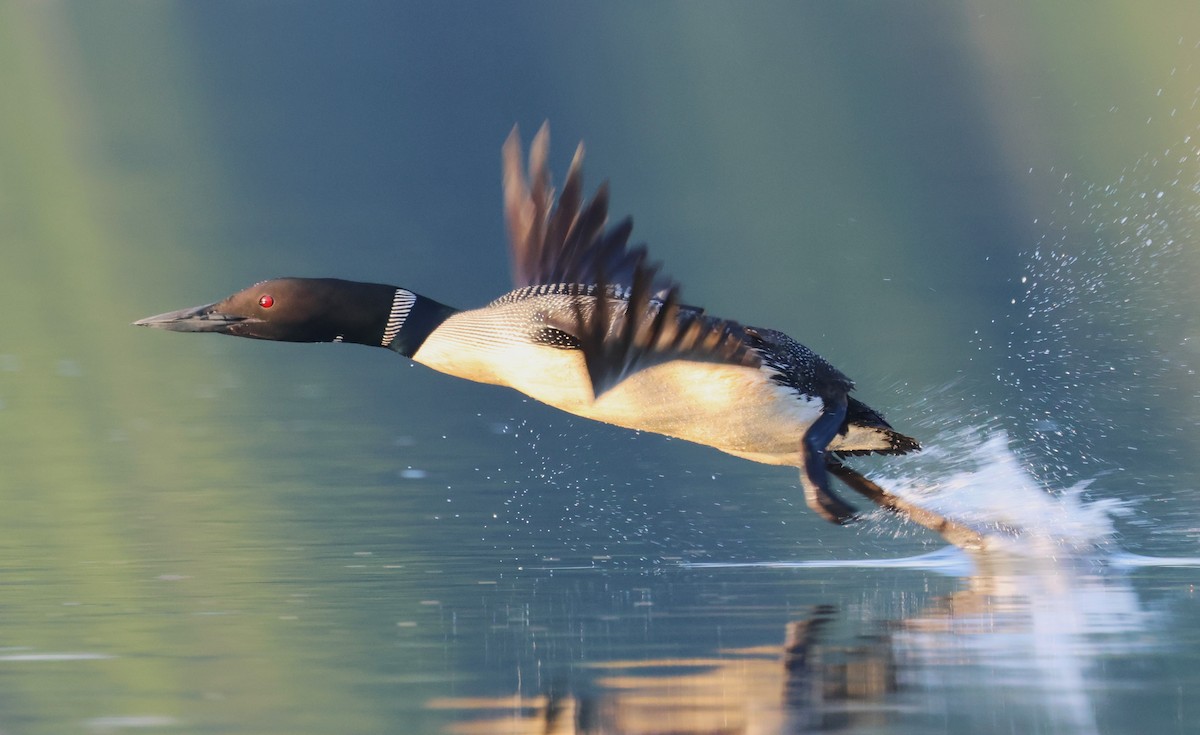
[
  {"left": 800, "top": 399, "right": 858, "bottom": 524},
  {"left": 825, "top": 458, "right": 986, "bottom": 550}
]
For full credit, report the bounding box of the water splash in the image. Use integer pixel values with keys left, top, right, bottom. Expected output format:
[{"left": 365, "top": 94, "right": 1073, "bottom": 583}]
[
  {"left": 873, "top": 428, "right": 1128, "bottom": 556},
  {"left": 984, "top": 128, "right": 1200, "bottom": 495},
  {"left": 948, "top": 123, "right": 1200, "bottom": 552}
]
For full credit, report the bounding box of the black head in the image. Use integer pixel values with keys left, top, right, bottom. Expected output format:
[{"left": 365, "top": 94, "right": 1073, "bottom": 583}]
[{"left": 134, "top": 277, "right": 404, "bottom": 346}]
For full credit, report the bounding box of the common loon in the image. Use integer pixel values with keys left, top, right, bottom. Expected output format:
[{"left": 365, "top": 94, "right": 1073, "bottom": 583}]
[{"left": 136, "top": 125, "right": 981, "bottom": 544}]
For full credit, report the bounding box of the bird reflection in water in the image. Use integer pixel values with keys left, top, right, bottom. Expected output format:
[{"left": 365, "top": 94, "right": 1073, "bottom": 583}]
[
  {"left": 429, "top": 553, "right": 1163, "bottom": 734},
  {"left": 429, "top": 604, "right": 896, "bottom": 734}
]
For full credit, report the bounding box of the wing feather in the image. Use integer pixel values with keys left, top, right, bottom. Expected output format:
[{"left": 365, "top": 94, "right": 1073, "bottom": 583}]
[
  {"left": 503, "top": 123, "right": 759, "bottom": 398},
  {"left": 503, "top": 123, "right": 671, "bottom": 295}
]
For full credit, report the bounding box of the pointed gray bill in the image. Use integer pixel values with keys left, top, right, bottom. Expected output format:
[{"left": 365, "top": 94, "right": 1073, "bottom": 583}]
[{"left": 133, "top": 303, "right": 247, "bottom": 333}]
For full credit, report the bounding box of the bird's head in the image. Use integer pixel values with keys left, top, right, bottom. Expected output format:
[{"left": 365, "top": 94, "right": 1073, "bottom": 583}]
[{"left": 134, "top": 277, "right": 404, "bottom": 345}]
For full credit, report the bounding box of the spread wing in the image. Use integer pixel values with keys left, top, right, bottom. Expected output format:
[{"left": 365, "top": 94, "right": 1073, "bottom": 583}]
[
  {"left": 502, "top": 123, "right": 760, "bottom": 398},
  {"left": 503, "top": 123, "right": 671, "bottom": 296}
]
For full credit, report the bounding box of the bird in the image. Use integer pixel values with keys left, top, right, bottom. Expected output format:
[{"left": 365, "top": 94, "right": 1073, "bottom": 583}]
[{"left": 136, "top": 124, "right": 981, "bottom": 545}]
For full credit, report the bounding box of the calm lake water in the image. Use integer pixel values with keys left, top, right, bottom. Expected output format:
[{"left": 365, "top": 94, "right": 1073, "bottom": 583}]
[{"left": 2, "top": 3, "right": 1199, "bottom": 733}]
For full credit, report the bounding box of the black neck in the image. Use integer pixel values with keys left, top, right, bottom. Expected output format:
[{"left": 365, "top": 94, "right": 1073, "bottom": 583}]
[{"left": 290, "top": 279, "right": 456, "bottom": 351}]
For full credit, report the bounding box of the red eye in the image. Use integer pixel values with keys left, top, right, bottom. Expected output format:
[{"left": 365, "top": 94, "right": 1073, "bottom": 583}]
[{"left": 258, "top": 294, "right": 274, "bottom": 309}]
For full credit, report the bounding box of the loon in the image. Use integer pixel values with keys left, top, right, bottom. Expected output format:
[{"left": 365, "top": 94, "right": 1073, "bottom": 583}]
[{"left": 136, "top": 125, "right": 981, "bottom": 545}]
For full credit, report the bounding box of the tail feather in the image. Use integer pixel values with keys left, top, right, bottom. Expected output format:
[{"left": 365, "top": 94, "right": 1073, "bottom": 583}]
[{"left": 828, "top": 397, "right": 920, "bottom": 456}]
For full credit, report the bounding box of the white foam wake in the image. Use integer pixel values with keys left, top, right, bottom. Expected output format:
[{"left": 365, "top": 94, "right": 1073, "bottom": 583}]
[{"left": 872, "top": 429, "right": 1127, "bottom": 556}]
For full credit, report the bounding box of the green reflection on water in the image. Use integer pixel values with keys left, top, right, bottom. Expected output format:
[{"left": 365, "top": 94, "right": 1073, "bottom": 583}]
[{"left": 0, "top": 4, "right": 419, "bottom": 732}]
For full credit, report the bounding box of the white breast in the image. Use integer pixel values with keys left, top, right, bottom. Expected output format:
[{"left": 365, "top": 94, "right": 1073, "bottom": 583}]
[{"left": 412, "top": 310, "right": 818, "bottom": 466}]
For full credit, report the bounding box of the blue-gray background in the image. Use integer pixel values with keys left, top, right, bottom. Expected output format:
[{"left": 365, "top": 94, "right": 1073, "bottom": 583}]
[{"left": 2, "top": 2, "right": 1198, "bottom": 733}]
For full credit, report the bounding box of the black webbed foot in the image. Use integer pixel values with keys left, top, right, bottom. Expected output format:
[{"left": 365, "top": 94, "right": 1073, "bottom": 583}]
[{"left": 800, "top": 400, "right": 859, "bottom": 524}]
